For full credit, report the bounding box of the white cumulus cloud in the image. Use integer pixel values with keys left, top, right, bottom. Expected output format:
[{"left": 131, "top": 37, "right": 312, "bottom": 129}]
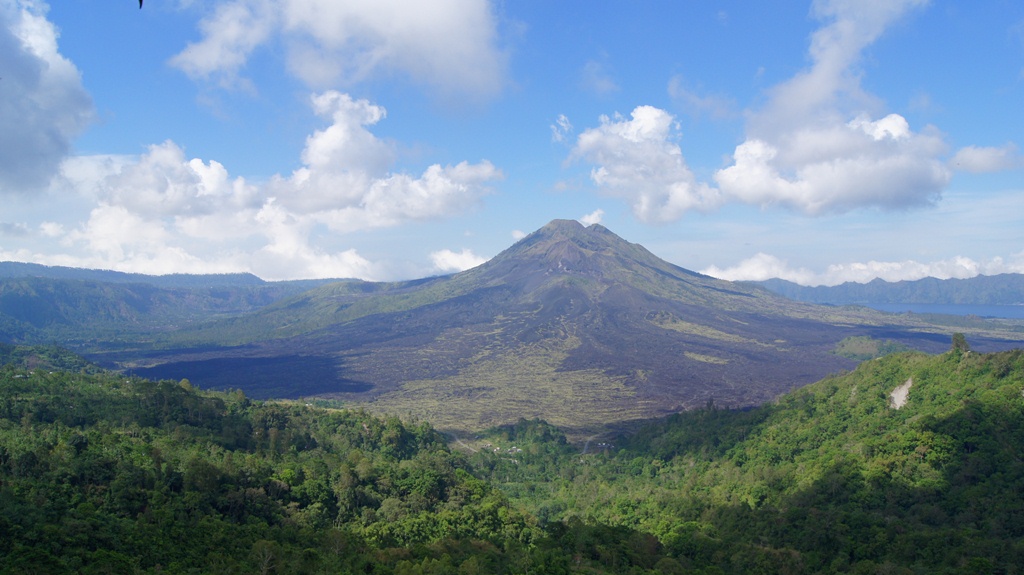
[
  {"left": 171, "top": 0, "right": 505, "bottom": 100},
  {"left": 269, "top": 93, "right": 502, "bottom": 229},
  {"left": 168, "top": 0, "right": 275, "bottom": 91},
  {"left": 430, "top": 248, "right": 486, "bottom": 273},
  {"left": 714, "top": 0, "right": 950, "bottom": 215},
  {"left": 578, "top": 209, "right": 604, "bottom": 226},
  {"left": 570, "top": 0, "right": 954, "bottom": 220},
  {"left": 714, "top": 115, "right": 950, "bottom": 214},
  {"left": 47, "top": 91, "right": 501, "bottom": 280},
  {"left": 0, "top": 0, "right": 93, "bottom": 193},
  {"left": 702, "top": 254, "right": 818, "bottom": 285},
  {"left": 750, "top": 0, "right": 929, "bottom": 136},
  {"left": 570, "top": 106, "right": 721, "bottom": 223},
  {"left": 100, "top": 141, "right": 260, "bottom": 218},
  {"left": 64, "top": 204, "right": 225, "bottom": 276},
  {"left": 249, "top": 198, "right": 378, "bottom": 281}
]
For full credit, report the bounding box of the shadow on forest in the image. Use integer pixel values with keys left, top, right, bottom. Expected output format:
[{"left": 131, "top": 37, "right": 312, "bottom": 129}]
[{"left": 660, "top": 400, "right": 1024, "bottom": 574}]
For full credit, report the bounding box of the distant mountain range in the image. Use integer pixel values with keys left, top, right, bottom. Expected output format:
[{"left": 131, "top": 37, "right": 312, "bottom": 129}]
[
  {"left": 755, "top": 274, "right": 1024, "bottom": 305},
  {"left": 4, "top": 221, "right": 1024, "bottom": 435},
  {"left": 0, "top": 262, "right": 343, "bottom": 343},
  {"left": 0, "top": 261, "right": 268, "bottom": 287},
  {"left": 0, "top": 260, "right": 345, "bottom": 291}
]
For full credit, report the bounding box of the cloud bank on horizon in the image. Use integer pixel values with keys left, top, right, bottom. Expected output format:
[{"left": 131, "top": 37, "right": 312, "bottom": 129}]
[{"left": 1, "top": 0, "right": 1022, "bottom": 285}]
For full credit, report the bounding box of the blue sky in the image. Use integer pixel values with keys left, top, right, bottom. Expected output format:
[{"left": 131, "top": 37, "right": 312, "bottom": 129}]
[{"left": 2, "top": 0, "right": 1023, "bottom": 284}]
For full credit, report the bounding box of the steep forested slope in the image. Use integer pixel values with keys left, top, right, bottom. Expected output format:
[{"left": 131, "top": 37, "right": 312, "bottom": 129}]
[{"left": 470, "top": 340, "right": 1024, "bottom": 574}]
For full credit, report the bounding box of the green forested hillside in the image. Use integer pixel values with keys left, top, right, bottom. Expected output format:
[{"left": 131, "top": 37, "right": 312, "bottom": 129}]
[
  {"left": 0, "top": 273, "right": 342, "bottom": 348},
  {"left": 0, "top": 342, "right": 103, "bottom": 373},
  {"left": 0, "top": 362, "right": 556, "bottom": 574},
  {"left": 469, "top": 341, "right": 1024, "bottom": 574},
  {"left": 2, "top": 341, "right": 1023, "bottom": 574}
]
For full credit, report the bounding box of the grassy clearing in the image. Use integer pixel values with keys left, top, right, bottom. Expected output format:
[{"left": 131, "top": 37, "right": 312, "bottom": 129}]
[
  {"left": 832, "top": 335, "right": 912, "bottom": 360},
  {"left": 649, "top": 313, "right": 764, "bottom": 345},
  {"left": 684, "top": 351, "right": 729, "bottom": 364}
]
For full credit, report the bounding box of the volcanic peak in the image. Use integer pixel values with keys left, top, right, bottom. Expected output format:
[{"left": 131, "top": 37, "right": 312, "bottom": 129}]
[{"left": 491, "top": 219, "right": 641, "bottom": 273}]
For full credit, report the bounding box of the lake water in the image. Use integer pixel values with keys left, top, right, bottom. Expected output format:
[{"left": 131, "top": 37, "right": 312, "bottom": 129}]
[{"left": 864, "top": 303, "right": 1024, "bottom": 319}]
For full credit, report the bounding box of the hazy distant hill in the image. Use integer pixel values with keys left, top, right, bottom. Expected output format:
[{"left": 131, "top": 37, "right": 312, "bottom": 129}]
[
  {"left": 0, "top": 261, "right": 340, "bottom": 290},
  {"left": 0, "top": 261, "right": 263, "bottom": 287},
  {"left": 0, "top": 263, "right": 346, "bottom": 345},
  {"left": 755, "top": 274, "right": 1024, "bottom": 305},
  {"left": 107, "top": 220, "right": 1024, "bottom": 435}
]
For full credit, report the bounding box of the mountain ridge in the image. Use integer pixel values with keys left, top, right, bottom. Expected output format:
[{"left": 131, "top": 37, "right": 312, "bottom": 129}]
[
  {"left": 0, "top": 261, "right": 269, "bottom": 287},
  {"left": 0, "top": 270, "right": 347, "bottom": 345},
  {"left": 756, "top": 273, "right": 1024, "bottom": 306}
]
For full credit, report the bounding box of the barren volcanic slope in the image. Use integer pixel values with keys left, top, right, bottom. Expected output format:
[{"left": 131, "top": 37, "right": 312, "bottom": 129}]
[{"left": 125, "top": 220, "right": 1020, "bottom": 435}]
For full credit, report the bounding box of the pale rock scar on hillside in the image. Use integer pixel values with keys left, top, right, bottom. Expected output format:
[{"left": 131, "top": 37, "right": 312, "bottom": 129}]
[{"left": 889, "top": 377, "right": 913, "bottom": 409}]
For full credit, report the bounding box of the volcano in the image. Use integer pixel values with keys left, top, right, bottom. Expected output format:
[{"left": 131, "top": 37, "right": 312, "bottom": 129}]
[{"left": 125, "top": 219, "right": 998, "bottom": 434}]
